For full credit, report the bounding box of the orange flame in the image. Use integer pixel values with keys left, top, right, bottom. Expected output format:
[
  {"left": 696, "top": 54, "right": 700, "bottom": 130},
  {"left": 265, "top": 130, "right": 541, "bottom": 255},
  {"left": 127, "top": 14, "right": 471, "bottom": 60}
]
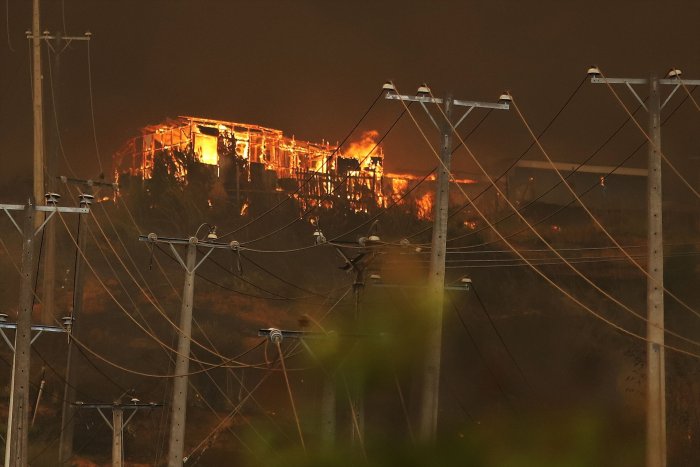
[
  {"left": 343, "top": 130, "right": 381, "bottom": 164},
  {"left": 416, "top": 192, "right": 433, "bottom": 220},
  {"left": 390, "top": 178, "right": 409, "bottom": 203}
]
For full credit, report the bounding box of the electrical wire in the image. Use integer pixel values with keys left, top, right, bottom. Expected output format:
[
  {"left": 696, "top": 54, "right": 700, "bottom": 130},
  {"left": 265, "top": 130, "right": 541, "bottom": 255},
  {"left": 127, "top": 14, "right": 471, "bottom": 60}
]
[
  {"left": 65, "top": 190, "right": 286, "bottom": 364},
  {"left": 405, "top": 75, "right": 588, "bottom": 243},
  {"left": 678, "top": 76, "right": 700, "bottom": 112},
  {"left": 510, "top": 94, "right": 700, "bottom": 322},
  {"left": 440, "top": 97, "right": 648, "bottom": 248},
  {"left": 390, "top": 249, "right": 700, "bottom": 265},
  {"left": 275, "top": 340, "right": 306, "bottom": 453},
  {"left": 46, "top": 43, "right": 79, "bottom": 178},
  {"left": 333, "top": 105, "right": 494, "bottom": 243},
  {"left": 448, "top": 299, "right": 516, "bottom": 413},
  {"left": 5, "top": 0, "right": 13, "bottom": 52},
  {"left": 55, "top": 210, "right": 239, "bottom": 368},
  {"left": 239, "top": 252, "right": 324, "bottom": 296},
  {"left": 86, "top": 39, "right": 104, "bottom": 177},
  {"left": 200, "top": 248, "right": 318, "bottom": 299},
  {"left": 62, "top": 189, "right": 285, "bottom": 449},
  {"left": 155, "top": 244, "right": 310, "bottom": 301},
  {"left": 470, "top": 284, "right": 534, "bottom": 394},
  {"left": 599, "top": 70, "right": 700, "bottom": 199},
  {"left": 390, "top": 80, "right": 700, "bottom": 359},
  {"left": 415, "top": 84, "right": 700, "bottom": 342},
  {"left": 86, "top": 196, "right": 313, "bottom": 453},
  {"left": 33, "top": 30, "right": 294, "bottom": 461},
  {"left": 185, "top": 355, "right": 280, "bottom": 462}
]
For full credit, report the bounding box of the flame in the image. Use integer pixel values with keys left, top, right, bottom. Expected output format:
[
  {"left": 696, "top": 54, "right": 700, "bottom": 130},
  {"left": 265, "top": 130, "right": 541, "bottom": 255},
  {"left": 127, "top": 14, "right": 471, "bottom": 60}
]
[
  {"left": 343, "top": 130, "right": 381, "bottom": 165},
  {"left": 416, "top": 192, "right": 433, "bottom": 220},
  {"left": 391, "top": 178, "right": 409, "bottom": 203},
  {"left": 194, "top": 134, "right": 219, "bottom": 165},
  {"left": 240, "top": 201, "right": 249, "bottom": 216}
]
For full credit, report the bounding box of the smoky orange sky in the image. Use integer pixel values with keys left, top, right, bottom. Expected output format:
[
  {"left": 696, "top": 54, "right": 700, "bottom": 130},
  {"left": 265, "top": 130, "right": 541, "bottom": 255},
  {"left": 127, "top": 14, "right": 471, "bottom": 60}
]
[{"left": 2, "top": 0, "right": 700, "bottom": 195}]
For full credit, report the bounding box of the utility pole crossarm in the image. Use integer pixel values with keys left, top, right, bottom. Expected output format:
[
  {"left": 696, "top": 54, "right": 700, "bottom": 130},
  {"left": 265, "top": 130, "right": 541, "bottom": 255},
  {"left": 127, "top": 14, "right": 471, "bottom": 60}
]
[
  {"left": 590, "top": 77, "right": 700, "bottom": 86},
  {"left": 139, "top": 234, "right": 239, "bottom": 250},
  {"left": 26, "top": 31, "right": 92, "bottom": 42},
  {"left": 73, "top": 402, "right": 163, "bottom": 410},
  {"left": 58, "top": 176, "right": 119, "bottom": 190},
  {"left": 0, "top": 322, "right": 68, "bottom": 333},
  {"left": 0, "top": 322, "right": 68, "bottom": 354},
  {"left": 384, "top": 93, "right": 510, "bottom": 110},
  {"left": 258, "top": 329, "right": 325, "bottom": 340}
]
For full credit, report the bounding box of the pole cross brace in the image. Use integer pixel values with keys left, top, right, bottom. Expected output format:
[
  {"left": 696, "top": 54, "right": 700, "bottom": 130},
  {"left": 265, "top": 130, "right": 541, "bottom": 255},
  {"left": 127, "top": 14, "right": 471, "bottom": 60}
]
[
  {"left": 590, "top": 76, "right": 700, "bottom": 110},
  {"left": 73, "top": 402, "right": 163, "bottom": 430},
  {"left": 139, "top": 233, "right": 242, "bottom": 273},
  {"left": 385, "top": 94, "right": 510, "bottom": 110},
  {"left": 0, "top": 204, "right": 89, "bottom": 235},
  {"left": 0, "top": 322, "right": 67, "bottom": 353}
]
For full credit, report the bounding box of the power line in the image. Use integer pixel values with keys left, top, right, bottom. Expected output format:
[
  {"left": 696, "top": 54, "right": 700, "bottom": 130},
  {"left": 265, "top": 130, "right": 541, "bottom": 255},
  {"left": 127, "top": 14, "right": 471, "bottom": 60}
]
[
  {"left": 440, "top": 98, "right": 647, "bottom": 248},
  {"left": 470, "top": 284, "right": 534, "bottom": 394},
  {"left": 510, "top": 94, "right": 700, "bottom": 322},
  {"left": 599, "top": 71, "right": 700, "bottom": 200},
  {"left": 415, "top": 84, "right": 700, "bottom": 344},
  {"left": 448, "top": 299, "right": 516, "bottom": 413},
  {"left": 333, "top": 104, "right": 494, "bottom": 243},
  {"left": 405, "top": 76, "right": 587, "bottom": 243},
  {"left": 85, "top": 38, "right": 103, "bottom": 177},
  {"left": 390, "top": 80, "right": 700, "bottom": 360},
  {"left": 55, "top": 211, "right": 236, "bottom": 368},
  {"left": 155, "top": 244, "right": 313, "bottom": 301},
  {"left": 239, "top": 251, "right": 324, "bottom": 297}
]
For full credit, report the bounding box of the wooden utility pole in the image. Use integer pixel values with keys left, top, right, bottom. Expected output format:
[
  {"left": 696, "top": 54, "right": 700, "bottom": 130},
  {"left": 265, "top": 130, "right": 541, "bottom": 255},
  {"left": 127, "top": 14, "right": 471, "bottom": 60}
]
[
  {"left": 58, "top": 194, "right": 93, "bottom": 464},
  {"left": 419, "top": 94, "right": 453, "bottom": 441},
  {"left": 31, "top": 0, "right": 44, "bottom": 230},
  {"left": 646, "top": 74, "right": 666, "bottom": 467},
  {"left": 5, "top": 202, "right": 35, "bottom": 467},
  {"left": 112, "top": 407, "right": 123, "bottom": 467}
]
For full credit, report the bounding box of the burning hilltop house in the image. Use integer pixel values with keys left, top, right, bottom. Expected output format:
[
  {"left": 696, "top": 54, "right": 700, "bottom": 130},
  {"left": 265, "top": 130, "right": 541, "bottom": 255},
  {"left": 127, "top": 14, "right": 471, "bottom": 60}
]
[
  {"left": 113, "top": 116, "right": 386, "bottom": 212},
  {"left": 113, "top": 116, "right": 487, "bottom": 220}
]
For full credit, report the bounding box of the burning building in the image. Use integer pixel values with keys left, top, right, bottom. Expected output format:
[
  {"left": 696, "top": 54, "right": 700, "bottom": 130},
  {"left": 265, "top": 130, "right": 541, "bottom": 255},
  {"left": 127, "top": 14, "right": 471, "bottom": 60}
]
[
  {"left": 113, "top": 116, "right": 385, "bottom": 212},
  {"left": 112, "top": 116, "right": 487, "bottom": 219}
]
